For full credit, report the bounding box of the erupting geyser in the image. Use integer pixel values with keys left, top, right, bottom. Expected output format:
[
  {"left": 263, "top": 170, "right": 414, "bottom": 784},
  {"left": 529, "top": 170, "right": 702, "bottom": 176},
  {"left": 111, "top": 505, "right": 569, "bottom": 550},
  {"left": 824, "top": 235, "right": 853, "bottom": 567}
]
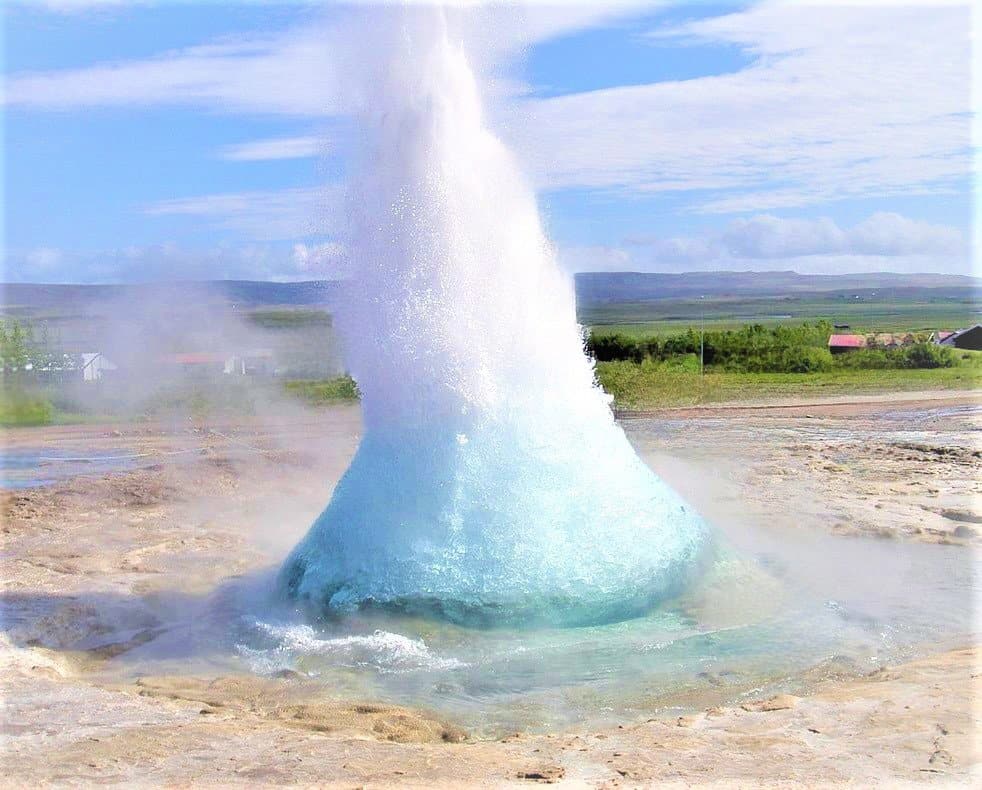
[{"left": 280, "top": 8, "right": 708, "bottom": 627}]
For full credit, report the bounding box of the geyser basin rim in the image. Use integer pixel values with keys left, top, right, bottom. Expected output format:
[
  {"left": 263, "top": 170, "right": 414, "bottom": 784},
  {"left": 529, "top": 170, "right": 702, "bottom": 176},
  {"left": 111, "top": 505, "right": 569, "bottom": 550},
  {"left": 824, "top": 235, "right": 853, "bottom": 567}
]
[{"left": 281, "top": 557, "right": 708, "bottom": 630}]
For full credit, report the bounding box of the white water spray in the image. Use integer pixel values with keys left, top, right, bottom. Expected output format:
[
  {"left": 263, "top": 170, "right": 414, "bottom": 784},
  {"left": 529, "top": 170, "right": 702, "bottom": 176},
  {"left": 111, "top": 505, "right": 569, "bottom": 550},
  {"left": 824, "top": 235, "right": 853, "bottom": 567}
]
[{"left": 281, "top": 8, "right": 707, "bottom": 626}]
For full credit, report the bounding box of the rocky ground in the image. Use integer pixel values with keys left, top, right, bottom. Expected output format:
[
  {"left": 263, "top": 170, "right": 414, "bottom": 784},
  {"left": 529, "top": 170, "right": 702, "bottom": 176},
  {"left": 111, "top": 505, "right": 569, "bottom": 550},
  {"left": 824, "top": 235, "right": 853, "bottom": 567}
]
[
  {"left": 628, "top": 391, "right": 981, "bottom": 546},
  {"left": 1, "top": 392, "right": 979, "bottom": 786}
]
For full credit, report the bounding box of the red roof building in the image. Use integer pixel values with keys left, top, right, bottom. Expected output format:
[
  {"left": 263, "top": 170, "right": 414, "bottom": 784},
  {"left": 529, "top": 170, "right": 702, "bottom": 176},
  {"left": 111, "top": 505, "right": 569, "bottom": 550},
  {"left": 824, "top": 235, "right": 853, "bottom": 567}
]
[
  {"left": 828, "top": 334, "right": 867, "bottom": 353},
  {"left": 163, "top": 352, "right": 229, "bottom": 365}
]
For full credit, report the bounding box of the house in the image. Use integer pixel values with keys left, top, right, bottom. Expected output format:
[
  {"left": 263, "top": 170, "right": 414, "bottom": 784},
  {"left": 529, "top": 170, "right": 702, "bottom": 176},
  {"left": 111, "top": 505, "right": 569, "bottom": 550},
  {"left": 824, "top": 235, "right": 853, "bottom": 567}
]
[
  {"left": 159, "top": 350, "right": 275, "bottom": 377},
  {"left": 931, "top": 331, "right": 955, "bottom": 344},
  {"left": 161, "top": 352, "right": 229, "bottom": 376},
  {"left": 80, "top": 352, "right": 117, "bottom": 382},
  {"left": 937, "top": 325, "right": 982, "bottom": 351},
  {"left": 829, "top": 332, "right": 928, "bottom": 354},
  {"left": 828, "top": 334, "right": 867, "bottom": 353},
  {"left": 235, "top": 349, "right": 274, "bottom": 376}
]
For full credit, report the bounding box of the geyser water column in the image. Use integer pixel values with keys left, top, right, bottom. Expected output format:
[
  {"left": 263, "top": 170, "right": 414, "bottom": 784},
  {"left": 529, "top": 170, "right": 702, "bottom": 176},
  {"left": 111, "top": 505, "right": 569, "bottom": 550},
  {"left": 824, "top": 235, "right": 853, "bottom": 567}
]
[{"left": 280, "top": 8, "right": 707, "bottom": 627}]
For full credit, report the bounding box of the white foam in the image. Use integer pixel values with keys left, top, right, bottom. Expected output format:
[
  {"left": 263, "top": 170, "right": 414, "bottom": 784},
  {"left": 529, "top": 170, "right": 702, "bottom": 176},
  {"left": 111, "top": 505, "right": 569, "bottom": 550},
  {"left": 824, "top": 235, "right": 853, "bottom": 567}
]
[{"left": 240, "top": 621, "right": 467, "bottom": 674}]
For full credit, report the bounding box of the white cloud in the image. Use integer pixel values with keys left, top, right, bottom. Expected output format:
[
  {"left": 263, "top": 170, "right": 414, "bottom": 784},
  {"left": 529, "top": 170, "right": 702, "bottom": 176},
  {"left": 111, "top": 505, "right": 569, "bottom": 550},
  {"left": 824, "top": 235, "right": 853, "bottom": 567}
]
[
  {"left": 23, "top": 246, "right": 65, "bottom": 272},
  {"left": 515, "top": 3, "right": 971, "bottom": 211},
  {"left": 144, "top": 185, "right": 343, "bottom": 240},
  {"left": 721, "top": 212, "right": 964, "bottom": 260},
  {"left": 219, "top": 135, "right": 323, "bottom": 161},
  {"left": 848, "top": 212, "right": 964, "bottom": 257},
  {"left": 4, "top": 26, "right": 350, "bottom": 116},
  {"left": 7, "top": 2, "right": 968, "bottom": 215},
  {"left": 23, "top": 0, "right": 134, "bottom": 11},
  {"left": 3, "top": 242, "right": 338, "bottom": 284},
  {"left": 559, "top": 244, "right": 634, "bottom": 273},
  {"left": 562, "top": 211, "right": 968, "bottom": 274},
  {"left": 721, "top": 215, "right": 846, "bottom": 259},
  {"left": 4, "top": 3, "right": 658, "bottom": 115}
]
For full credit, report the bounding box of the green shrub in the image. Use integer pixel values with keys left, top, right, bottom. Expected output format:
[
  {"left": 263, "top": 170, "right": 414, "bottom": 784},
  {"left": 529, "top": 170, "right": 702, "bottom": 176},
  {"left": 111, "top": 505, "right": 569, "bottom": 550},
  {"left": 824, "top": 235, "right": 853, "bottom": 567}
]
[
  {"left": 585, "top": 322, "right": 970, "bottom": 374},
  {"left": 831, "top": 343, "right": 955, "bottom": 370},
  {"left": 588, "top": 321, "right": 835, "bottom": 373},
  {"left": 0, "top": 388, "right": 53, "bottom": 426},
  {"left": 900, "top": 343, "right": 955, "bottom": 369},
  {"left": 586, "top": 333, "right": 644, "bottom": 363},
  {"left": 283, "top": 375, "right": 360, "bottom": 404},
  {"left": 777, "top": 347, "right": 834, "bottom": 373},
  {"left": 832, "top": 349, "right": 895, "bottom": 369}
]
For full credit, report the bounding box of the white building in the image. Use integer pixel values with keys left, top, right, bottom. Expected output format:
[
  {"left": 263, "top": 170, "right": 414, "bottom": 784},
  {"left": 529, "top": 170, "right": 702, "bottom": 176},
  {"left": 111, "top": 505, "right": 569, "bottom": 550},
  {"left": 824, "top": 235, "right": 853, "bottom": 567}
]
[{"left": 80, "top": 352, "right": 117, "bottom": 382}]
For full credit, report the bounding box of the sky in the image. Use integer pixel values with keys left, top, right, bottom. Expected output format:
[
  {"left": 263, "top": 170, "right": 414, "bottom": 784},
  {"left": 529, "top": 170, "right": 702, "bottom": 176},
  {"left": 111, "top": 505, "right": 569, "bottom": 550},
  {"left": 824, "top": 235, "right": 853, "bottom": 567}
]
[{"left": 2, "top": 0, "right": 977, "bottom": 283}]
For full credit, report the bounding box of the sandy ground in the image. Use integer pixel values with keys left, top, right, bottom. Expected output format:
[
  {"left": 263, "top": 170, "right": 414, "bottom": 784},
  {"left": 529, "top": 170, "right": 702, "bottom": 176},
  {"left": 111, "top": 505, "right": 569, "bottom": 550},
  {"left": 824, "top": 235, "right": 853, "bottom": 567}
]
[{"left": 1, "top": 390, "right": 979, "bottom": 786}]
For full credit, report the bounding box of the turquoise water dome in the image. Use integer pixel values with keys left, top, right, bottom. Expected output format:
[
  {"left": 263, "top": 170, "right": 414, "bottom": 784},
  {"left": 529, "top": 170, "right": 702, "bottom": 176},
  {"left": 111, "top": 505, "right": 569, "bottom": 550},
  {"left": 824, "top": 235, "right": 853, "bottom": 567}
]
[{"left": 279, "top": 9, "right": 708, "bottom": 627}]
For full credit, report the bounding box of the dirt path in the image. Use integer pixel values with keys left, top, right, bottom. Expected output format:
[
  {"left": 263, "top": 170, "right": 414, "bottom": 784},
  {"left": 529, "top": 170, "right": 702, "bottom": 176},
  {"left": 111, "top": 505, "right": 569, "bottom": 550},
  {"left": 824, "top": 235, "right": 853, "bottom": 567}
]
[{"left": 618, "top": 387, "right": 981, "bottom": 420}]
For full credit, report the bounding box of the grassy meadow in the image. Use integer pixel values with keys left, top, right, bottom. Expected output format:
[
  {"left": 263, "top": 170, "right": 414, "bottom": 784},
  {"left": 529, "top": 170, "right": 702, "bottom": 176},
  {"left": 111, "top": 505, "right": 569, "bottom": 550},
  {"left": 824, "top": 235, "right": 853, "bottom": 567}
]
[
  {"left": 595, "top": 356, "right": 981, "bottom": 410},
  {"left": 581, "top": 293, "right": 978, "bottom": 337}
]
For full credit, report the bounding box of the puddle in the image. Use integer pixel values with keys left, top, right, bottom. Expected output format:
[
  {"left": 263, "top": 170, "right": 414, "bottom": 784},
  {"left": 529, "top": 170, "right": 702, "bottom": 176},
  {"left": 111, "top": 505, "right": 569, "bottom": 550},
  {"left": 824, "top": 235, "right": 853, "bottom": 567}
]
[{"left": 1, "top": 448, "right": 142, "bottom": 489}]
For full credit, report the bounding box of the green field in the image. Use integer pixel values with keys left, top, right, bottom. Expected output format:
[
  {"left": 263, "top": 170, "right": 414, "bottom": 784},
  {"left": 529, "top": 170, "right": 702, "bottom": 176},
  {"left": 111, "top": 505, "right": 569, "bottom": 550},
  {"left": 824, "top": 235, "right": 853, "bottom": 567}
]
[
  {"left": 582, "top": 295, "right": 978, "bottom": 337},
  {"left": 246, "top": 308, "right": 333, "bottom": 328},
  {"left": 595, "top": 357, "right": 981, "bottom": 410},
  {"left": 276, "top": 361, "right": 981, "bottom": 412}
]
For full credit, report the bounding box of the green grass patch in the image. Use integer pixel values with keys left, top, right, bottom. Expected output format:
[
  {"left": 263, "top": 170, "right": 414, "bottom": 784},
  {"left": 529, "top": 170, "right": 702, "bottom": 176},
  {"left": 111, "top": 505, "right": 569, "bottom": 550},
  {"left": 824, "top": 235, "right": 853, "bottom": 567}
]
[
  {"left": 583, "top": 297, "right": 979, "bottom": 337},
  {"left": 247, "top": 308, "right": 333, "bottom": 329},
  {"left": 282, "top": 376, "right": 360, "bottom": 404},
  {"left": 0, "top": 387, "right": 54, "bottom": 426},
  {"left": 596, "top": 355, "right": 981, "bottom": 410}
]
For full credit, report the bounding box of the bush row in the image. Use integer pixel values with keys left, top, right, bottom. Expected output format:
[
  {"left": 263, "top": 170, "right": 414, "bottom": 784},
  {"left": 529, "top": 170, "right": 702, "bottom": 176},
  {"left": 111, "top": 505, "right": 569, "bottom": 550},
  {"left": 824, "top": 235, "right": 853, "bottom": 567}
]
[{"left": 586, "top": 322, "right": 956, "bottom": 373}]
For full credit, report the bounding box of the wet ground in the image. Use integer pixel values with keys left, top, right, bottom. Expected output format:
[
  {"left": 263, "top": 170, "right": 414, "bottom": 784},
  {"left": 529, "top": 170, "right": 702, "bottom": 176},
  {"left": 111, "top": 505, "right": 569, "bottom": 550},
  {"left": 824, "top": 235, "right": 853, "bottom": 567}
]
[{"left": 1, "top": 392, "right": 978, "bottom": 785}]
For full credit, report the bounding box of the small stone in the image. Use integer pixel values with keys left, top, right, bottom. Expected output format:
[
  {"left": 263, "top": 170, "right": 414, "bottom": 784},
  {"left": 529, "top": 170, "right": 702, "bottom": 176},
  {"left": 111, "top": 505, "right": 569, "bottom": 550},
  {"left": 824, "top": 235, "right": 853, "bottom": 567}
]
[
  {"left": 929, "top": 749, "right": 953, "bottom": 766},
  {"left": 516, "top": 766, "right": 565, "bottom": 783},
  {"left": 741, "top": 694, "right": 799, "bottom": 712}
]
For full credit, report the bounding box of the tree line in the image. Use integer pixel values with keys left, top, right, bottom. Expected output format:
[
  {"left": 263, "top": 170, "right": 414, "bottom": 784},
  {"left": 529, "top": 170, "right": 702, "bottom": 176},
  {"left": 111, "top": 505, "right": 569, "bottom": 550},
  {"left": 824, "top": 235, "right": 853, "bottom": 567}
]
[
  {"left": 0, "top": 320, "right": 71, "bottom": 374},
  {"left": 586, "top": 321, "right": 956, "bottom": 373}
]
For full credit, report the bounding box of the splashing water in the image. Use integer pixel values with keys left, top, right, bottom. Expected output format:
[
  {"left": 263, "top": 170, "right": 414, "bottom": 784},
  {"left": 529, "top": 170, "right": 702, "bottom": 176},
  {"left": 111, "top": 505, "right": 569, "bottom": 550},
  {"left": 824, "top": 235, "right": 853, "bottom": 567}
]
[{"left": 279, "top": 8, "right": 708, "bottom": 627}]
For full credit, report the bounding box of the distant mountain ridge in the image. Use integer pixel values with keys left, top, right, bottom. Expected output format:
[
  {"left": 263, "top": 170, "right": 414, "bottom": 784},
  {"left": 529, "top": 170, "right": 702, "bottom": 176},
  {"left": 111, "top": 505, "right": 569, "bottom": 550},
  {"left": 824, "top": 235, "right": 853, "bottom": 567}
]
[
  {"left": 0, "top": 280, "right": 341, "bottom": 312},
  {"left": 1, "top": 272, "right": 976, "bottom": 314},
  {"left": 574, "top": 271, "right": 979, "bottom": 304}
]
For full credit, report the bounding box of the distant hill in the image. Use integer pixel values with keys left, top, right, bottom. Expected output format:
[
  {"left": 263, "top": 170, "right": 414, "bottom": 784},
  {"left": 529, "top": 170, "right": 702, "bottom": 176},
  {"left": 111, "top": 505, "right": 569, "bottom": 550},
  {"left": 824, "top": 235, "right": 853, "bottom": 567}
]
[
  {"left": 0, "top": 280, "right": 341, "bottom": 314},
  {"left": 574, "top": 271, "right": 980, "bottom": 305},
  {"left": 4, "top": 272, "right": 976, "bottom": 314},
  {"left": 2, "top": 273, "right": 977, "bottom": 335}
]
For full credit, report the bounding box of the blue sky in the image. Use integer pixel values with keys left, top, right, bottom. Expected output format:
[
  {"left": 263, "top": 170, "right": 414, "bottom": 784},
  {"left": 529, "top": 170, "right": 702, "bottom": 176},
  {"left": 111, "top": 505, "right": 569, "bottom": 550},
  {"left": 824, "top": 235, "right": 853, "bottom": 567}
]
[{"left": 2, "top": 0, "right": 975, "bottom": 282}]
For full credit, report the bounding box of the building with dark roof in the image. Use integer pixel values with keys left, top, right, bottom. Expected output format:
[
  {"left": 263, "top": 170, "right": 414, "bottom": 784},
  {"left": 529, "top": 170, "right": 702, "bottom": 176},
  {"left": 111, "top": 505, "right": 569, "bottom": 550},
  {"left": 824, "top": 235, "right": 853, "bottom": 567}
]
[{"left": 937, "top": 325, "right": 982, "bottom": 351}]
